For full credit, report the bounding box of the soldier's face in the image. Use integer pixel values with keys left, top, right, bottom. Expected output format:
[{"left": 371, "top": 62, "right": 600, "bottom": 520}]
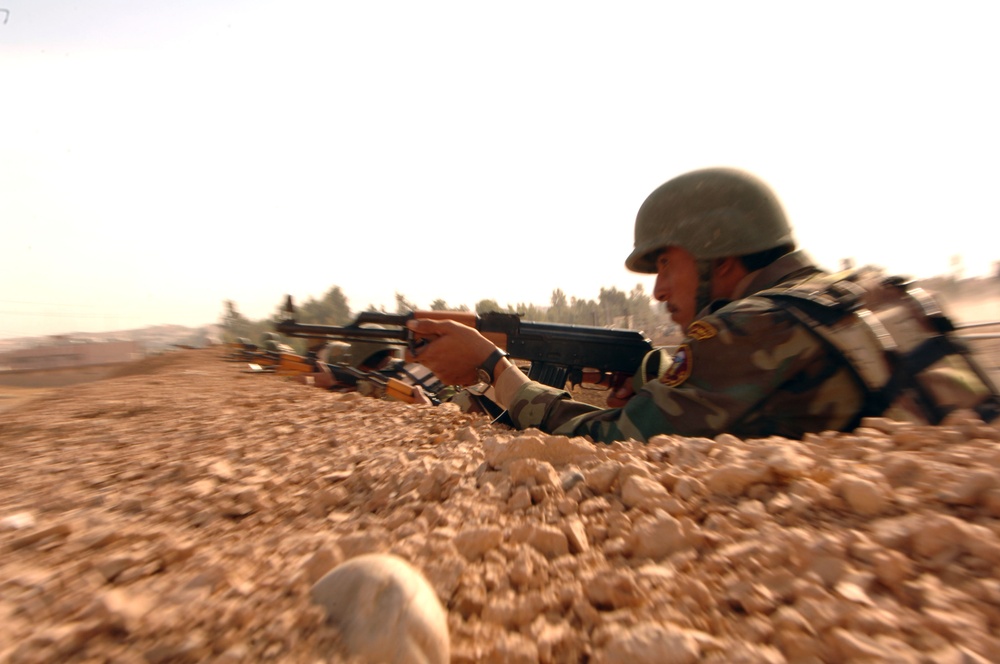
[{"left": 652, "top": 246, "right": 699, "bottom": 330}]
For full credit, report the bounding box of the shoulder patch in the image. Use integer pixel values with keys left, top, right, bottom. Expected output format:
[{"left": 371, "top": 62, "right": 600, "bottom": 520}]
[
  {"left": 687, "top": 320, "right": 717, "bottom": 341},
  {"left": 660, "top": 344, "right": 692, "bottom": 387}
]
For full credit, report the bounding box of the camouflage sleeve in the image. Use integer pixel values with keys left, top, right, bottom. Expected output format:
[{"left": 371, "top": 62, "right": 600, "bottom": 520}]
[{"left": 506, "top": 297, "right": 828, "bottom": 443}]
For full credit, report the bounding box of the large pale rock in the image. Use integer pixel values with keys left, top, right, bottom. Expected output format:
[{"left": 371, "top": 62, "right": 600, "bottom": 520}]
[{"left": 310, "top": 553, "right": 449, "bottom": 664}]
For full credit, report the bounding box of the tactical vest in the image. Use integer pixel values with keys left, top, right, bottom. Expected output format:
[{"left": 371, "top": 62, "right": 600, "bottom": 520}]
[{"left": 757, "top": 266, "right": 1000, "bottom": 428}]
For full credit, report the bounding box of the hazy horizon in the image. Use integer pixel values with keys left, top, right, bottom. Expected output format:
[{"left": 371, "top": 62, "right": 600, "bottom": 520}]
[{"left": 3, "top": 270, "right": 999, "bottom": 344}]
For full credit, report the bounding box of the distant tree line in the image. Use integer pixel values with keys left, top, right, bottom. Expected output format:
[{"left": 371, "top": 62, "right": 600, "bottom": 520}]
[{"left": 220, "top": 284, "right": 677, "bottom": 352}]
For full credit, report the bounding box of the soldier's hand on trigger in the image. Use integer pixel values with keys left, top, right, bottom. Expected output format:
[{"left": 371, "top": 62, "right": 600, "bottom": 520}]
[
  {"left": 405, "top": 319, "right": 497, "bottom": 387},
  {"left": 607, "top": 382, "right": 635, "bottom": 408}
]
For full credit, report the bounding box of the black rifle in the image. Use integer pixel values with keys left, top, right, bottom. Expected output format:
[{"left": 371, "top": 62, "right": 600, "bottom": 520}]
[{"left": 275, "top": 295, "right": 654, "bottom": 390}]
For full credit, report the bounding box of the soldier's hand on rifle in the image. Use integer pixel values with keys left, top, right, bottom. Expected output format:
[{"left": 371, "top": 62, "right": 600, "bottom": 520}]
[
  {"left": 409, "top": 385, "right": 433, "bottom": 406},
  {"left": 405, "top": 319, "right": 498, "bottom": 386},
  {"left": 606, "top": 382, "right": 636, "bottom": 408},
  {"left": 295, "top": 363, "right": 336, "bottom": 389},
  {"left": 309, "top": 361, "right": 336, "bottom": 388}
]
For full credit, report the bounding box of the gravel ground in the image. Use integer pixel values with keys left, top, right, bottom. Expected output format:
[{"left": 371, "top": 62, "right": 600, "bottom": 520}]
[{"left": 2, "top": 347, "right": 1000, "bottom": 663}]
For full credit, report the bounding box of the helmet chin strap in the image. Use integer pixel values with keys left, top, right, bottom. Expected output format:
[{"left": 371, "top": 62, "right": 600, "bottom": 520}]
[{"left": 694, "top": 259, "right": 716, "bottom": 320}]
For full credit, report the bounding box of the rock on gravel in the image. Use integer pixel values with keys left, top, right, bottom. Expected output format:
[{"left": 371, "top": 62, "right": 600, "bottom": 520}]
[
  {"left": 311, "top": 553, "right": 449, "bottom": 664},
  {"left": 1, "top": 347, "right": 1000, "bottom": 663}
]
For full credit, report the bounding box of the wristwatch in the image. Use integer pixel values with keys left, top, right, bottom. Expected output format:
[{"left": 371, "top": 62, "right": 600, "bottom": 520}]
[{"left": 475, "top": 348, "right": 509, "bottom": 385}]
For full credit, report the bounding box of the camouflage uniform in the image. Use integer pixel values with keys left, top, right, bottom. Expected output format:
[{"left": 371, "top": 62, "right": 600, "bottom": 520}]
[
  {"left": 496, "top": 167, "right": 997, "bottom": 442},
  {"left": 504, "top": 251, "right": 869, "bottom": 442}
]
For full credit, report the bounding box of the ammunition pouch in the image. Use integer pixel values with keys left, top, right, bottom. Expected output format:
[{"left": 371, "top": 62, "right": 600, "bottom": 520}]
[{"left": 759, "top": 267, "right": 1000, "bottom": 426}]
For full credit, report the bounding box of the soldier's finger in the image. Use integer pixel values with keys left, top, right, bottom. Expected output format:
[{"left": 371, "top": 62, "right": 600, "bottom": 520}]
[{"left": 407, "top": 319, "right": 445, "bottom": 335}]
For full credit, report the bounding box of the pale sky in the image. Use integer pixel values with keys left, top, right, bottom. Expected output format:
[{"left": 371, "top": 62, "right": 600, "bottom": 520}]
[{"left": 2, "top": 1, "right": 998, "bottom": 339}]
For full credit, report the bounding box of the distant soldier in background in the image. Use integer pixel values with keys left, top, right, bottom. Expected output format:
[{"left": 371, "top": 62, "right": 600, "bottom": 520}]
[
  {"left": 310, "top": 332, "right": 446, "bottom": 404},
  {"left": 330, "top": 338, "right": 399, "bottom": 372},
  {"left": 261, "top": 331, "right": 295, "bottom": 354}
]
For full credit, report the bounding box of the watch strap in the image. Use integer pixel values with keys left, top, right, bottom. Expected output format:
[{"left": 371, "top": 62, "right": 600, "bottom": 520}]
[{"left": 478, "top": 348, "right": 509, "bottom": 383}]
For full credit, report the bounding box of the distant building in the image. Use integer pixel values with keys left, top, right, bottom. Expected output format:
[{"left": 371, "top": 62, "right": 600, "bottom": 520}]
[{"left": 0, "top": 338, "right": 142, "bottom": 372}]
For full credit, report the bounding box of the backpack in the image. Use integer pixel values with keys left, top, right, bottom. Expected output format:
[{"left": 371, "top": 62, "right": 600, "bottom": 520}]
[{"left": 757, "top": 265, "right": 1000, "bottom": 427}]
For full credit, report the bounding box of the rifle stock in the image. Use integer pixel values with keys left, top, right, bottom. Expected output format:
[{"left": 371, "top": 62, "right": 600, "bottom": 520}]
[
  {"left": 234, "top": 341, "right": 435, "bottom": 405},
  {"left": 275, "top": 295, "right": 655, "bottom": 389}
]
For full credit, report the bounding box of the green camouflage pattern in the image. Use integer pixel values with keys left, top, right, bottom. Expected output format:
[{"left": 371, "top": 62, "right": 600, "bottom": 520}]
[{"left": 507, "top": 252, "right": 867, "bottom": 442}]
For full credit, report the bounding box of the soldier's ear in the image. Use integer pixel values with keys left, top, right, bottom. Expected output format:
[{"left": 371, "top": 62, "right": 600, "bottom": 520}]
[
  {"left": 714, "top": 256, "right": 743, "bottom": 276},
  {"left": 712, "top": 257, "right": 751, "bottom": 299}
]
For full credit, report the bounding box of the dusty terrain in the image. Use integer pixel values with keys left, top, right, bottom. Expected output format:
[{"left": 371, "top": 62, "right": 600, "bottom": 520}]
[{"left": 3, "top": 347, "right": 1000, "bottom": 663}]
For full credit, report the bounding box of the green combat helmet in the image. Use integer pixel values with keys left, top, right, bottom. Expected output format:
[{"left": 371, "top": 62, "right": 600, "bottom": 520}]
[
  {"left": 348, "top": 341, "right": 399, "bottom": 370},
  {"left": 346, "top": 325, "right": 400, "bottom": 370},
  {"left": 322, "top": 341, "right": 352, "bottom": 363},
  {"left": 261, "top": 331, "right": 293, "bottom": 353},
  {"left": 625, "top": 167, "right": 794, "bottom": 273}
]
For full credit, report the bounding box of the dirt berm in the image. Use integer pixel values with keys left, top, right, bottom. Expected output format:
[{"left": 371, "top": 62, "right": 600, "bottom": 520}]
[{"left": 2, "top": 347, "right": 1000, "bottom": 663}]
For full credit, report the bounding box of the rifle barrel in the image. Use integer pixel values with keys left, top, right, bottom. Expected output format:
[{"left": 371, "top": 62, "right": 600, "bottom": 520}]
[
  {"left": 956, "top": 320, "right": 1000, "bottom": 330},
  {"left": 275, "top": 319, "right": 408, "bottom": 344}
]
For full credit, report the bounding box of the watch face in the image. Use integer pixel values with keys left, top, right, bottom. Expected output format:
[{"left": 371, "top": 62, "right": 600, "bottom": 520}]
[{"left": 476, "top": 368, "right": 491, "bottom": 385}]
